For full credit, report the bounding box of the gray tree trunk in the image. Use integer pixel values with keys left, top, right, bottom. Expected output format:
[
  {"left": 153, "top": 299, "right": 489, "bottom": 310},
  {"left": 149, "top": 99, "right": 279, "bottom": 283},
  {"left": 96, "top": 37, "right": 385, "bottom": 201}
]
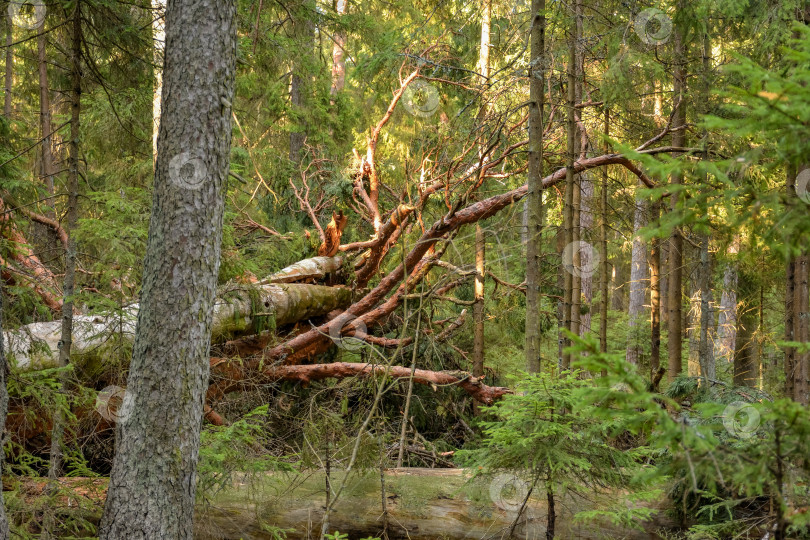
[
  {"left": 525, "top": 0, "right": 545, "bottom": 373},
  {"left": 715, "top": 256, "right": 738, "bottom": 363},
  {"left": 579, "top": 172, "right": 594, "bottom": 335},
  {"left": 3, "top": 22, "right": 11, "bottom": 118},
  {"left": 99, "top": 0, "right": 237, "bottom": 537},
  {"left": 733, "top": 270, "right": 758, "bottom": 387},
  {"left": 329, "top": 0, "right": 347, "bottom": 96},
  {"left": 0, "top": 289, "right": 12, "bottom": 539},
  {"left": 625, "top": 192, "right": 648, "bottom": 365},
  {"left": 47, "top": 0, "right": 82, "bottom": 486}
]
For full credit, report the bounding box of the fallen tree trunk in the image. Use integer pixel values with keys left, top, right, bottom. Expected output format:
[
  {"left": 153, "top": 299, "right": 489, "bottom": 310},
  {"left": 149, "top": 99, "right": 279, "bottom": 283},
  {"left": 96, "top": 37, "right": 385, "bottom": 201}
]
[
  {"left": 260, "top": 256, "right": 342, "bottom": 284},
  {"left": 4, "top": 283, "right": 350, "bottom": 369},
  {"left": 208, "top": 359, "right": 510, "bottom": 406},
  {"left": 195, "top": 468, "right": 677, "bottom": 540},
  {"left": 0, "top": 198, "right": 63, "bottom": 311},
  {"left": 10, "top": 469, "right": 679, "bottom": 540}
]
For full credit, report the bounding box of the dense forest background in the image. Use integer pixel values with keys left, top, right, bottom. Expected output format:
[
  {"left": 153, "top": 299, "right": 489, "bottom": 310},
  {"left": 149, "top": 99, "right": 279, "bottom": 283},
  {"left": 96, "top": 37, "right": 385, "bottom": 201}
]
[{"left": 0, "top": 0, "right": 809, "bottom": 537}]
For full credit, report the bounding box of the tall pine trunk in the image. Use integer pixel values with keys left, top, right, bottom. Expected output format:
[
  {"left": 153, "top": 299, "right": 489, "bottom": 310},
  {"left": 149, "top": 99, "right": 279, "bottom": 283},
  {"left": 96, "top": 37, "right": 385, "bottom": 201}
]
[
  {"left": 667, "top": 1, "right": 687, "bottom": 382},
  {"left": 650, "top": 200, "right": 661, "bottom": 380},
  {"left": 561, "top": 0, "right": 578, "bottom": 370},
  {"left": 3, "top": 21, "right": 11, "bottom": 118},
  {"left": 329, "top": 0, "right": 347, "bottom": 97},
  {"left": 47, "top": 0, "right": 82, "bottom": 484},
  {"left": 598, "top": 109, "right": 609, "bottom": 358},
  {"left": 99, "top": 0, "right": 237, "bottom": 536},
  {"left": 525, "top": 0, "right": 545, "bottom": 373},
  {"left": 626, "top": 192, "right": 648, "bottom": 365},
  {"left": 472, "top": 0, "right": 491, "bottom": 385},
  {"left": 733, "top": 270, "right": 758, "bottom": 387},
  {"left": 0, "top": 289, "right": 12, "bottom": 538}
]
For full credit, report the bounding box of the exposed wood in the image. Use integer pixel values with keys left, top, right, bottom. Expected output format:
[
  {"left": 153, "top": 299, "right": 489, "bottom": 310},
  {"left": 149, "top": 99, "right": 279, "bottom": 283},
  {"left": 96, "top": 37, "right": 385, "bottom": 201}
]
[
  {"left": 261, "top": 256, "right": 343, "bottom": 284},
  {"left": 317, "top": 211, "right": 348, "bottom": 257}
]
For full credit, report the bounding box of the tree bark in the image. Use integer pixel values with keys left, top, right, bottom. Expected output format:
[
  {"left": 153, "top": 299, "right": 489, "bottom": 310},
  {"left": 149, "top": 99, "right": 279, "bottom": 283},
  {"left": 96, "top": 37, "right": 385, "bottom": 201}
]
[
  {"left": 152, "top": 0, "right": 166, "bottom": 161},
  {"left": 47, "top": 0, "right": 82, "bottom": 484},
  {"left": 0, "top": 288, "right": 12, "bottom": 538},
  {"left": 561, "top": 0, "right": 578, "bottom": 370},
  {"left": 667, "top": 1, "right": 687, "bottom": 382},
  {"left": 472, "top": 0, "right": 490, "bottom": 384},
  {"left": 697, "top": 236, "right": 714, "bottom": 380},
  {"left": 626, "top": 191, "right": 648, "bottom": 365},
  {"left": 329, "top": 0, "right": 347, "bottom": 97},
  {"left": 525, "top": 0, "right": 545, "bottom": 373},
  {"left": 5, "top": 282, "right": 349, "bottom": 370},
  {"left": 99, "top": 0, "right": 237, "bottom": 536},
  {"left": 37, "top": 25, "right": 55, "bottom": 208},
  {"left": 3, "top": 21, "right": 11, "bottom": 118},
  {"left": 650, "top": 200, "right": 661, "bottom": 379},
  {"left": 733, "top": 270, "right": 758, "bottom": 387},
  {"left": 289, "top": 0, "right": 313, "bottom": 163},
  {"left": 599, "top": 109, "right": 609, "bottom": 359}
]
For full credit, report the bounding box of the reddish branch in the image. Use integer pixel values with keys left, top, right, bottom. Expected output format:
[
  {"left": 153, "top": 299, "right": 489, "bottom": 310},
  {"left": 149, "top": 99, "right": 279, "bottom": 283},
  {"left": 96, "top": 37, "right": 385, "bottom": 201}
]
[
  {"left": 208, "top": 358, "right": 511, "bottom": 406},
  {"left": 0, "top": 198, "right": 63, "bottom": 311},
  {"left": 259, "top": 152, "right": 656, "bottom": 365},
  {"left": 17, "top": 206, "right": 69, "bottom": 248}
]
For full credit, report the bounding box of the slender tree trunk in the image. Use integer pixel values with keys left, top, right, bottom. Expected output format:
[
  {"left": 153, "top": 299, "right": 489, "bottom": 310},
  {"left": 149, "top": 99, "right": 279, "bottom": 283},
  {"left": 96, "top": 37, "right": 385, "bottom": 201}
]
[
  {"left": 626, "top": 192, "right": 648, "bottom": 365},
  {"left": 473, "top": 224, "right": 485, "bottom": 378},
  {"left": 99, "top": 0, "right": 237, "bottom": 536},
  {"left": 733, "top": 270, "right": 758, "bottom": 387},
  {"left": 289, "top": 0, "right": 312, "bottom": 163},
  {"left": 472, "top": 0, "right": 490, "bottom": 385},
  {"left": 0, "top": 288, "right": 12, "bottom": 538},
  {"left": 37, "top": 29, "right": 55, "bottom": 205},
  {"left": 47, "top": 0, "right": 82, "bottom": 484},
  {"left": 579, "top": 173, "right": 594, "bottom": 335},
  {"left": 716, "top": 241, "right": 739, "bottom": 363},
  {"left": 793, "top": 251, "right": 809, "bottom": 403},
  {"left": 329, "top": 0, "right": 347, "bottom": 97},
  {"left": 599, "top": 108, "right": 609, "bottom": 358},
  {"left": 525, "top": 0, "right": 545, "bottom": 373},
  {"left": 152, "top": 0, "right": 166, "bottom": 161},
  {"left": 569, "top": 0, "right": 582, "bottom": 345},
  {"left": 561, "top": 0, "right": 578, "bottom": 370},
  {"left": 785, "top": 166, "right": 797, "bottom": 399},
  {"left": 698, "top": 235, "right": 714, "bottom": 380},
  {"left": 697, "top": 31, "right": 714, "bottom": 382},
  {"left": 667, "top": 1, "right": 687, "bottom": 382},
  {"left": 3, "top": 22, "right": 11, "bottom": 118},
  {"left": 650, "top": 200, "right": 661, "bottom": 379}
]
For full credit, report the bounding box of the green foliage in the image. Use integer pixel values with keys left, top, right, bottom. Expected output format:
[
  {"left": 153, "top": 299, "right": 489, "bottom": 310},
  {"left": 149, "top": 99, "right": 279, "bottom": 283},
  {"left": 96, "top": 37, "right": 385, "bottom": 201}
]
[{"left": 197, "top": 405, "right": 296, "bottom": 504}]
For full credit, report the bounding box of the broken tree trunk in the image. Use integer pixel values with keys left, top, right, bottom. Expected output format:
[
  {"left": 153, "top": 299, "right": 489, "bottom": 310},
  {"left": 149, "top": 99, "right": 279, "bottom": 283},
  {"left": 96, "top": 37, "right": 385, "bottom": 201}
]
[
  {"left": 208, "top": 360, "right": 510, "bottom": 406},
  {"left": 261, "top": 256, "right": 342, "bottom": 284},
  {"left": 4, "top": 282, "right": 350, "bottom": 369}
]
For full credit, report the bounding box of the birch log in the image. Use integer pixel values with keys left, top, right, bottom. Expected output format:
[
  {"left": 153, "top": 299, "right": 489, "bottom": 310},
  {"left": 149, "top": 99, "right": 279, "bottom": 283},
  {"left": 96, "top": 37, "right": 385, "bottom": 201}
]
[{"left": 4, "top": 283, "right": 350, "bottom": 369}]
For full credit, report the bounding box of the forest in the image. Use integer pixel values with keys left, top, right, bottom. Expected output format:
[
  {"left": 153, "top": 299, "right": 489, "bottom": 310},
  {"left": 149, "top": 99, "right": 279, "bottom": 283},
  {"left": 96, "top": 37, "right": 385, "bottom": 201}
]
[{"left": 0, "top": 0, "right": 808, "bottom": 537}]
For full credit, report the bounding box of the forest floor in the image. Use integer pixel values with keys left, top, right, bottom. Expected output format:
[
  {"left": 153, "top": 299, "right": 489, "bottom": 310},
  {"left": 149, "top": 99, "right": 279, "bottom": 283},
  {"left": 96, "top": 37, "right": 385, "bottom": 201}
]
[{"left": 4, "top": 470, "right": 676, "bottom": 539}]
